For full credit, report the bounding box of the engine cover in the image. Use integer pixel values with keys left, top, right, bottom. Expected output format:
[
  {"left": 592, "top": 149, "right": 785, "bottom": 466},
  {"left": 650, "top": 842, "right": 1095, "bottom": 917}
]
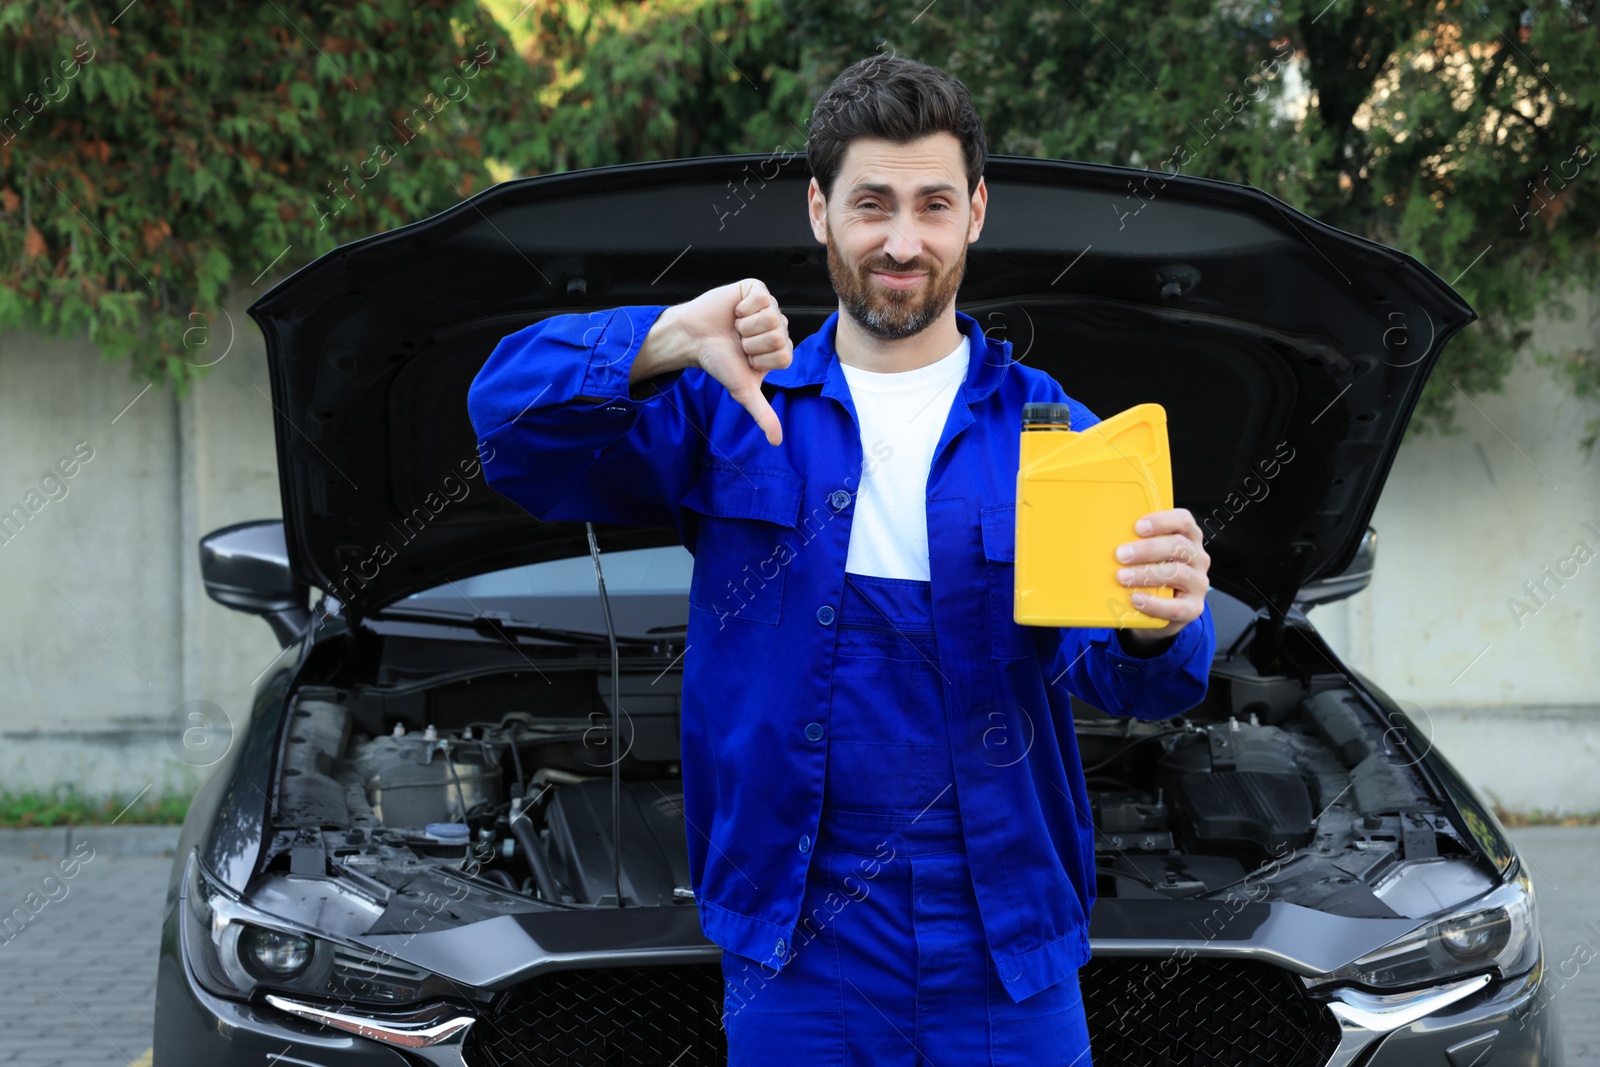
[
  {"left": 1166, "top": 771, "right": 1314, "bottom": 859},
  {"left": 544, "top": 778, "right": 693, "bottom": 907}
]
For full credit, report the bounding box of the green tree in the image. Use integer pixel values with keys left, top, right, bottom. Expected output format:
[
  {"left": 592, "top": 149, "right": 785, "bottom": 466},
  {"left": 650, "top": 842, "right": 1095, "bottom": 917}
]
[
  {"left": 0, "top": 1, "right": 546, "bottom": 387},
  {"left": 6, "top": 0, "right": 1598, "bottom": 448},
  {"left": 489, "top": 0, "right": 805, "bottom": 170}
]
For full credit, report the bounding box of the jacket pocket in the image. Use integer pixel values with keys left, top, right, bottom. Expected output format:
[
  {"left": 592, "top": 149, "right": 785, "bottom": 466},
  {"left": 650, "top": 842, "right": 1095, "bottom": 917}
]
[
  {"left": 981, "top": 504, "right": 1035, "bottom": 659},
  {"left": 681, "top": 460, "right": 804, "bottom": 626}
]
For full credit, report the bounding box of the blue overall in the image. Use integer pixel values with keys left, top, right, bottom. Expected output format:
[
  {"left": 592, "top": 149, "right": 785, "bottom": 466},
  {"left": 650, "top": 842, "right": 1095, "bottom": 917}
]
[{"left": 720, "top": 574, "right": 1094, "bottom": 1066}]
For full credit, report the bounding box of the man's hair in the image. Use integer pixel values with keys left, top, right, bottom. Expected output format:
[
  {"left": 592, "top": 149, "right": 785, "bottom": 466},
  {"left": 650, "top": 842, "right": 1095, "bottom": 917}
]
[{"left": 806, "top": 54, "right": 987, "bottom": 202}]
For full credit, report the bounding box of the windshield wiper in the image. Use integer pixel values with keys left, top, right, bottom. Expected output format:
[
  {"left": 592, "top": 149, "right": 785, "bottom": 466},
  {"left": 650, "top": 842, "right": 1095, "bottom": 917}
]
[{"left": 373, "top": 607, "right": 659, "bottom": 647}]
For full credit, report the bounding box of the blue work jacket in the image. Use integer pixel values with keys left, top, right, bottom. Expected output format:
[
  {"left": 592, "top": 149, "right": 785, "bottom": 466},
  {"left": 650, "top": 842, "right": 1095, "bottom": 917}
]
[{"left": 467, "top": 305, "right": 1216, "bottom": 1003}]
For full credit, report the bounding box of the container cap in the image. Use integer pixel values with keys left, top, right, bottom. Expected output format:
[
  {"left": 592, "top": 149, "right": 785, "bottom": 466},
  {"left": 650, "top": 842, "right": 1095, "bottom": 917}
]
[
  {"left": 1022, "top": 402, "right": 1076, "bottom": 426},
  {"left": 425, "top": 821, "right": 471, "bottom": 842}
]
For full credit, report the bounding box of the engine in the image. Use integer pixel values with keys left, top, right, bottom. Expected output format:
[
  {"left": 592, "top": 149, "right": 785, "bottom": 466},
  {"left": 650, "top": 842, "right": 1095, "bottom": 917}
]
[
  {"left": 268, "top": 679, "right": 695, "bottom": 909},
  {"left": 1078, "top": 680, "right": 1468, "bottom": 914},
  {"left": 266, "top": 667, "right": 1471, "bottom": 925}
]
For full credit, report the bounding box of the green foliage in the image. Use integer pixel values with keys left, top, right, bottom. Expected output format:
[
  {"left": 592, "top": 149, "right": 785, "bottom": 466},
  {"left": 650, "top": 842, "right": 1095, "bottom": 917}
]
[
  {"left": 1492, "top": 802, "right": 1600, "bottom": 826},
  {"left": 488, "top": 0, "right": 808, "bottom": 167},
  {"left": 0, "top": 784, "right": 190, "bottom": 827},
  {"left": 1, "top": 1, "right": 548, "bottom": 389},
  {"left": 4, "top": 0, "right": 1598, "bottom": 445}
]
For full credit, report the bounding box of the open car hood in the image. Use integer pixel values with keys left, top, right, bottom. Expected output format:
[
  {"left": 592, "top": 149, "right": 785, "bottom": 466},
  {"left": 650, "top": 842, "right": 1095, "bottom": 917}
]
[{"left": 247, "top": 153, "right": 1475, "bottom": 619}]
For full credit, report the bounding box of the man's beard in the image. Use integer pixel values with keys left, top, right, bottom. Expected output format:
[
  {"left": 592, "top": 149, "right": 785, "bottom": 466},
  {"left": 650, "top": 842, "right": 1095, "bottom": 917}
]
[{"left": 825, "top": 218, "right": 968, "bottom": 341}]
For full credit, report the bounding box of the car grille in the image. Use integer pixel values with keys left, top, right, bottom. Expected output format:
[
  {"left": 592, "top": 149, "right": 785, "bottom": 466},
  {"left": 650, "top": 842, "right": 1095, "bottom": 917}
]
[
  {"left": 464, "top": 957, "right": 1338, "bottom": 1067},
  {"left": 465, "top": 964, "right": 726, "bottom": 1067},
  {"left": 1082, "top": 957, "right": 1341, "bottom": 1067}
]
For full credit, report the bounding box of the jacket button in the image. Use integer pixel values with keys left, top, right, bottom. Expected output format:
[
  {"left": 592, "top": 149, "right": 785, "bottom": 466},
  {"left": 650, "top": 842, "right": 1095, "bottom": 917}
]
[
  {"left": 774, "top": 937, "right": 787, "bottom": 957},
  {"left": 816, "top": 605, "right": 836, "bottom": 626},
  {"left": 829, "top": 489, "right": 852, "bottom": 510},
  {"left": 798, "top": 834, "right": 811, "bottom": 853},
  {"left": 804, "top": 722, "right": 824, "bottom": 741}
]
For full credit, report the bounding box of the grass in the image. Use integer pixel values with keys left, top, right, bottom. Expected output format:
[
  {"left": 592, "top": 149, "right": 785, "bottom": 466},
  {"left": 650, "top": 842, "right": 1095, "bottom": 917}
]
[
  {"left": 1492, "top": 805, "right": 1600, "bottom": 828},
  {"left": 0, "top": 786, "right": 190, "bottom": 828}
]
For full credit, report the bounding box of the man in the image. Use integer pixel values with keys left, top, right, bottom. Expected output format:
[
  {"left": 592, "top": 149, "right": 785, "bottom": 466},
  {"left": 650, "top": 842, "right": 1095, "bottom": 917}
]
[{"left": 468, "top": 53, "right": 1215, "bottom": 1067}]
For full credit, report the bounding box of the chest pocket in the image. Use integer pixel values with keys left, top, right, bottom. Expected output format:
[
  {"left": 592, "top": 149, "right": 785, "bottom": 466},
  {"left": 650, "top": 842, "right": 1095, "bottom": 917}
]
[
  {"left": 680, "top": 460, "right": 804, "bottom": 626},
  {"left": 981, "top": 504, "right": 1036, "bottom": 659}
]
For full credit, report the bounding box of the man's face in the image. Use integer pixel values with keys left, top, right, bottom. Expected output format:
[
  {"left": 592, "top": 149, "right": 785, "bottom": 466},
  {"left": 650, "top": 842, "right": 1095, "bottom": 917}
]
[{"left": 808, "top": 132, "right": 987, "bottom": 341}]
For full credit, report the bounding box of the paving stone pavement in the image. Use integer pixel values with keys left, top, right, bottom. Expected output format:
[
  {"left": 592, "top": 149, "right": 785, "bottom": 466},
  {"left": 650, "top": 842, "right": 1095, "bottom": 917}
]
[
  {"left": 0, "top": 842, "right": 170, "bottom": 1067},
  {"left": 1511, "top": 826, "right": 1600, "bottom": 1067},
  {"left": 0, "top": 827, "right": 1593, "bottom": 1066}
]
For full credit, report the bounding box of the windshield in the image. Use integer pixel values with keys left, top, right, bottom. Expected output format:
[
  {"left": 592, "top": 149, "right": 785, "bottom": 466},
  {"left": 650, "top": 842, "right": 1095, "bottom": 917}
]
[
  {"left": 391, "top": 543, "right": 1246, "bottom": 653},
  {"left": 404, "top": 544, "right": 694, "bottom": 600}
]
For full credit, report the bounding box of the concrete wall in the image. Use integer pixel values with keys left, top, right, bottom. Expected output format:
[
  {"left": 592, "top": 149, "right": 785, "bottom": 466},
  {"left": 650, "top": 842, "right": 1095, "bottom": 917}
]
[
  {"left": 0, "top": 284, "right": 1595, "bottom": 813},
  {"left": 1314, "top": 285, "right": 1600, "bottom": 815},
  {"left": 0, "top": 285, "right": 282, "bottom": 802}
]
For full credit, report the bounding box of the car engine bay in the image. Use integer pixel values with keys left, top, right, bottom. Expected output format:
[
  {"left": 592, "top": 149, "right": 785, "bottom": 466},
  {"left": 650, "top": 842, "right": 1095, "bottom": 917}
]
[
  {"left": 264, "top": 669, "right": 693, "bottom": 924},
  {"left": 259, "top": 642, "right": 1492, "bottom": 937},
  {"left": 1075, "top": 665, "right": 1485, "bottom": 918}
]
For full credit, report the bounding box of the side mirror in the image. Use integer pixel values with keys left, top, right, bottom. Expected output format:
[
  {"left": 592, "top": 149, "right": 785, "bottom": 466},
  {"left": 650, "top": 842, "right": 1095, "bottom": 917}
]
[
  {"left": 199, "top": 520, "right": 311, "bottom": 647},
  {"left": 1297, "top": 526, "right": 1376, "bottom": 607}
]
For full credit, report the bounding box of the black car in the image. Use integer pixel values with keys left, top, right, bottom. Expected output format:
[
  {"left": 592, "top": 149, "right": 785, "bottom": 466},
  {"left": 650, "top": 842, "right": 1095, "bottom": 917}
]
[{"left": 153, "top": 153, "right": 1563, "bottom": 1066}]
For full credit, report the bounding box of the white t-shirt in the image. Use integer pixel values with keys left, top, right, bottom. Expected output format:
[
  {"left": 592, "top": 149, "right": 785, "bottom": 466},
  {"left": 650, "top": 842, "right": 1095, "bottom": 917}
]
[{"left": 840, "top": 334, "right": 971, "bottom": 580}]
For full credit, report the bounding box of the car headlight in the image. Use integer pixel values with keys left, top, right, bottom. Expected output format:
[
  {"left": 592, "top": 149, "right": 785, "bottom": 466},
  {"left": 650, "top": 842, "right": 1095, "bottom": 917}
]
[
  {"left": 1316, "top": 863, "right": 1538, "bottom": 990},
  {"left": 235, "top": 927, "right": 313, "bottom": 979},
  {"left": 180, "top": 851, "right": 459, "bottom": 1006},
  {"left": 235, "top": 925, "right": 315, "bottom": 980}
]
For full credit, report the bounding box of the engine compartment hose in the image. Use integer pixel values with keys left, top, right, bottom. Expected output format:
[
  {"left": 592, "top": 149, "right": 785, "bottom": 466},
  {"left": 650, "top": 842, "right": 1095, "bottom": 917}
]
[{"left": 510, "top": 809, "right": 564, "bottom": 904}]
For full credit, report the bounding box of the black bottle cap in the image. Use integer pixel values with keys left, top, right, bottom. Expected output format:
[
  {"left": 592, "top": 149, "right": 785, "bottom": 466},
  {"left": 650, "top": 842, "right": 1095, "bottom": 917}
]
[{"left": 1022, "top": 402, "right": 1075, "bottom": 426}]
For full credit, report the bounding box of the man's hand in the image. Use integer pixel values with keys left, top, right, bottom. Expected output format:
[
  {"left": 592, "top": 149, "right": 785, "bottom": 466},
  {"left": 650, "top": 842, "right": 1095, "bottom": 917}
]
[
  {"left": 630, "top": 278, "right": 794, "bottom": 446},
  {"left": 1114, "top": 507, "right": 1210, "bottom": 645}
]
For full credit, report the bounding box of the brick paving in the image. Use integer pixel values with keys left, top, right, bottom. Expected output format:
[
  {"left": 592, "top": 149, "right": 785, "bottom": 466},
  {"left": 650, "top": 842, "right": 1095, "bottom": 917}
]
[
  {"left": 0, "top": 840, "right": 169, "bottom": 1067},
  {"left": 1511, "top": 826, "right": 1600, "bottom": 1067},
  {"left": 0, "top": 827, "right": 1592, "bottom": 1065}
]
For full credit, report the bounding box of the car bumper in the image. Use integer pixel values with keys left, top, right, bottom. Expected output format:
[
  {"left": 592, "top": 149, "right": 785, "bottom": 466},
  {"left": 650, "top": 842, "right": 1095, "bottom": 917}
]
[{"left": 156, "top": 897, "right": 1564, "bottom": 1067}]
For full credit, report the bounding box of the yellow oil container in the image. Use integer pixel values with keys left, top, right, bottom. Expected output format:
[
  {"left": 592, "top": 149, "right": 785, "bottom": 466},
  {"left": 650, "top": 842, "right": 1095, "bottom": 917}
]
[{"left": 1014, "top": 401, "right": 1174, "bottom": 628}]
